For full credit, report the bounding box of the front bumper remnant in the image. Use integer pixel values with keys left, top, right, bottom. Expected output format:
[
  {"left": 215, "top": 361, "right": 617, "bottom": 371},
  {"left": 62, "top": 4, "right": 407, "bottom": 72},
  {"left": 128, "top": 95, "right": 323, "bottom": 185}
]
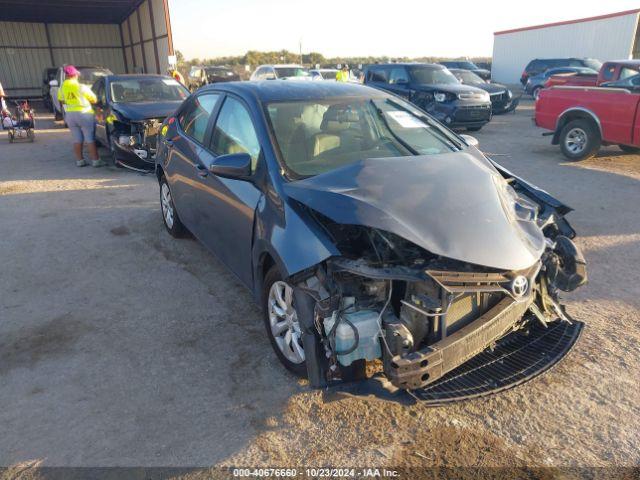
[{"left": 386, "top": 297, "right": 532, "bottom": 389}]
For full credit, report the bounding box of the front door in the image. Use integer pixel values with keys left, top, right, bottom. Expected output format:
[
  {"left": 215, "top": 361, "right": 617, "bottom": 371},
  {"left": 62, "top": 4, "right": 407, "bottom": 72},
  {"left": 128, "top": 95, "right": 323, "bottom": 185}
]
[{"left": 191, "top": 95, "right": 263, "bottom": 287}]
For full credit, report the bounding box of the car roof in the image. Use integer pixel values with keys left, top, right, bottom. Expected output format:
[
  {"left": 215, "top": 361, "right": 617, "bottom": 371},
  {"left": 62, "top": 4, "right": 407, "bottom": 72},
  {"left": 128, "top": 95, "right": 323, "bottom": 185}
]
[
  {"left": 105, "top": 74, "right": 173, "bottom": 81},
  {"left": 203, "top": 81, "right": 387, "bottom": 102},
  {"left": 367, "top": 63, "right": 443, "bottom": 68},
  {"left": 605, "top": 59, "right": 640, "bottom": 67}
]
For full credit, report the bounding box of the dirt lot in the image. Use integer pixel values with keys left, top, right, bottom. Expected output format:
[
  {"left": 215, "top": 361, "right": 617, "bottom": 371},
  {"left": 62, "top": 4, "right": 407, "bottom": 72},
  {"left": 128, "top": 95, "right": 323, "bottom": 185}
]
[{"left": 0, "top": 99, "right": 638, "bottom": 474}]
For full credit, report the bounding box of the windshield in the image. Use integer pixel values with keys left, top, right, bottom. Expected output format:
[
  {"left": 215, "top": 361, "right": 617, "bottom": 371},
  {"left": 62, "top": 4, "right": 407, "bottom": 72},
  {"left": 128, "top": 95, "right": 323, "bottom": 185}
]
[
  {"left": 266, "top": 96, "right": 462, "bottom": 177},
  {"left": 455, "top": 70, "right": 484, "bottom": 84},
  {"left": 409, "top": 66, "right": 459, "bottom": 85},
  {"left": 205, "top": 67, "right": 233, "bottom": 76},
  {"left": 77, "top": 68, "right": 112, "bottom": 85},
  {"left": 110, "top": 78, "right": 189, "bottom": 103},
  {"left": 584, "top": 59, "right": 603, "bottom": 71},
  {"left": 457, "top": 61, "right": 479, "bottom": 70},
  {"left": 275, "top": 67, "right": 310, "bottom": 78}
]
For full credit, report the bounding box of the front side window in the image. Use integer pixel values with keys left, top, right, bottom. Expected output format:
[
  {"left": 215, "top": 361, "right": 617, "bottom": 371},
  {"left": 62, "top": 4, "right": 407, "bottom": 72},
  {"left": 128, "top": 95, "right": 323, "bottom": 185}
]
[
  {"left": 266, "top": 96, "right": 461, "bottom": 178},
  {"left": 179, "top": 93, "right": 220, "bottom": 144},
  {"left": 620, "top": 67, "right": 639, "bottom": 79},
  {"left": 211, "top": 97, "right": 261, "bottom": 172},
  {"left": 77, "top": 68, "right": 112, "bottom": 86}
]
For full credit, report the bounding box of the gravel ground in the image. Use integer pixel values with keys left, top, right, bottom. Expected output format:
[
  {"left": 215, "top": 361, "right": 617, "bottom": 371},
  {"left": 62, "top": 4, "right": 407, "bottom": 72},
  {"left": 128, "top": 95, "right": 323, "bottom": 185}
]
[{"left": 0, "top": 100, "right": 638, "bottom": 475}]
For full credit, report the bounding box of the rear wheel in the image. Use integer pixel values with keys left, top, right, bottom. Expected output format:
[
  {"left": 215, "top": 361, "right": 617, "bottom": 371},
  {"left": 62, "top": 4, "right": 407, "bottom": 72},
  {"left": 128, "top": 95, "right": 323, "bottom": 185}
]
[
  {"left": 532, "top": 86, "right": 542, "bottom": 100},
  {"left": 160, "top": 177, "right": 187, "bottom": 238},
  {"left": 619, "top": 144, "right": 640, "bottom": 154},
  {"left": 559, "top": 119, "right": 601, "bottom": 161},
  {"left": 262, "top": 267, "right": 307, "bottom": 377}
]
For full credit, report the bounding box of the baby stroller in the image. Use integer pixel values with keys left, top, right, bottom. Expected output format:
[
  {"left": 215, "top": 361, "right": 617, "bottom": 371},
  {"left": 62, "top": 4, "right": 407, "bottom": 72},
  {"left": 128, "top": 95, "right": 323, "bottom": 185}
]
[{"left": 2, "top": 100, "right": 35, "bottom": 143}]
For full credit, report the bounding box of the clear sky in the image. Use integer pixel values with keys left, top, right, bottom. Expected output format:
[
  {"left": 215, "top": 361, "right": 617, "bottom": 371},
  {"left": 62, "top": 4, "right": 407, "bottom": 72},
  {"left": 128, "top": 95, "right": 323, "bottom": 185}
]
[{"left": 169, "top": 0, "right": 640, "bottom": 59}]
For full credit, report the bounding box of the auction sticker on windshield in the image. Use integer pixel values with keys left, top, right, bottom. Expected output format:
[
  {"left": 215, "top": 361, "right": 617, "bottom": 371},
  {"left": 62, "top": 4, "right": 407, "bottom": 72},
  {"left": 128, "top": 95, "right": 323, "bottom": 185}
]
[
  {"left": 386, "top": 111, "right": 426, "bottom": 129},
  {"left": 162, "top": 79, "right": 181, "bottom": 86}
]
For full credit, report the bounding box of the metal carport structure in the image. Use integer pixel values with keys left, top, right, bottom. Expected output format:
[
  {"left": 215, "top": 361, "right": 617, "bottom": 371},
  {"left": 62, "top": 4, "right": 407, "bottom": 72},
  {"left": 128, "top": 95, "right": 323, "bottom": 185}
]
[{"left": 0, "top": 0, "right": 175, "bottom": 98}]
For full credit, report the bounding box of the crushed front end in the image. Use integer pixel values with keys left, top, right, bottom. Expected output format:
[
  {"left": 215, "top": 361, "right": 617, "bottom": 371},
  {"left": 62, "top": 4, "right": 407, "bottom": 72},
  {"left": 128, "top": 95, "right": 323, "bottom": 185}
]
[
  {"left": 288, "top": 175, "right": 587, "bottom": 392},
  {"left": 111, "top": 118, "right": 163, "bottom": 172}
]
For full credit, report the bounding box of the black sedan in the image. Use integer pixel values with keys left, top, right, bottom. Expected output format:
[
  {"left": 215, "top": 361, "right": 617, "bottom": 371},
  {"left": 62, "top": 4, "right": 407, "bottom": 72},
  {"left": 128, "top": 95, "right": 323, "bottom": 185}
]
[
  {"left": 450, "top": 68, "right": 519, "bottom": 114},
  {"left": 187, "top": 66, "right": 240, "bottom": 92},
  {"left": 154, "top": 81, "right": 586, "bottom": 392},
  {"left": 92, "top": 74, "right": 190, "bottom": 171}
]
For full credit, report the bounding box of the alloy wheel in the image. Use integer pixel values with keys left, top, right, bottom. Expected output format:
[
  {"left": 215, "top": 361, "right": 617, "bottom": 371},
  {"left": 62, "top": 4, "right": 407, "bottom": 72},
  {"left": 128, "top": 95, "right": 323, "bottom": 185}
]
[
  {"left": 565, "top": 128, "right": 587, "bottom": 155},
  {"left": 268, "top": 281, "right": 305, "bottom": 364},
  {"left": 160, "top": 183, "right": 174, "bottom": 229}
]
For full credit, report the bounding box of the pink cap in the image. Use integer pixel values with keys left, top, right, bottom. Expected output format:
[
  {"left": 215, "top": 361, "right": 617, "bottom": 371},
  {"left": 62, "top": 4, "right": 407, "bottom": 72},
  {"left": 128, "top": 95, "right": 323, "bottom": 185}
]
[{"left": 64, "top": 65, "right": 80, "bottom": 77}]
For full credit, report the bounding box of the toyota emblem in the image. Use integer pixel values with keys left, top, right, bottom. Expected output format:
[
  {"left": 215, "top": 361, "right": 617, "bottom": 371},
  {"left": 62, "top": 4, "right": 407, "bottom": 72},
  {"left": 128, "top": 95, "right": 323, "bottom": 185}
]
[{"left": 510, "top": 275, "right": 529, "bottom": 298}]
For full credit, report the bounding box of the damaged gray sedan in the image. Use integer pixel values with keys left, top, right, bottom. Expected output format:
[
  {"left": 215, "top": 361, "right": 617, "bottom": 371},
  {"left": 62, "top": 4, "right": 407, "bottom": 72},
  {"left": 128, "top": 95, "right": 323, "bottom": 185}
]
[{"left": 155, "top": 82, "right": 587, "bottom": 392}]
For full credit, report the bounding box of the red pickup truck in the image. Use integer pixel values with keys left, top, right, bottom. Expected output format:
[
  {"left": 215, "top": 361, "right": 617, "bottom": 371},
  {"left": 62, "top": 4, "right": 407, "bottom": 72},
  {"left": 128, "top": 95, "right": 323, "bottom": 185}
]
[
  {"left": 535, "top": 85, "right": 640, "bottom": 160},
  {"left": 545, "top": 60, "right": 640, "bottom": 89}
]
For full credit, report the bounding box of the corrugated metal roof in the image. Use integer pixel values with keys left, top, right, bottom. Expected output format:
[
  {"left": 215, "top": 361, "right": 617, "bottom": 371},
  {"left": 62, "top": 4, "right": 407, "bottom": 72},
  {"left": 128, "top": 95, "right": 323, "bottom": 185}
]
[
  {"left": 0, "top": 0, "right": 145, "bottom": 24},
  {"left": 495, "top": 8, "right": 640, "bottom": 36}
]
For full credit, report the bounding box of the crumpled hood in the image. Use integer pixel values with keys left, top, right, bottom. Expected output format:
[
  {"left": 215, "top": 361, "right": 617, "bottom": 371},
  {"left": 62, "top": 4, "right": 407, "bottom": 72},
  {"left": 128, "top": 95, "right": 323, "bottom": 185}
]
[
  {"left": 113, "top": 101, "right": 182, "bottom": 122},
  {"left": 283, "top": 150, "right": 545, "bottom": 271}
]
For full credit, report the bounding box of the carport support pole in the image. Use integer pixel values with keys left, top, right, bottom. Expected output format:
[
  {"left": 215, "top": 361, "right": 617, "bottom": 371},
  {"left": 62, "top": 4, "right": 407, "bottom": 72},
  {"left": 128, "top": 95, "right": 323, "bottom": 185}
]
[
  {"left": 119, "top": 23, "right": 128, "bottom": 73},
  {"left": 44, "top": 23, "right": 55, "bottom": 66},
  {"left": 147, "top": 0, "right": 162, "bottom": 74},
  {"left": 136, "top": 9, "right": 148, "bottom": 73}
]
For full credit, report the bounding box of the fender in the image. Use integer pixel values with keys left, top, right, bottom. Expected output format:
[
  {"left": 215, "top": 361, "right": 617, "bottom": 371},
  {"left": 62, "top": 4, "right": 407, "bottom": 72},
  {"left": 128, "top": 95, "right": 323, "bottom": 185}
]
[
  {"left": 251, "top": 196, "right": 339, "bottom": 301},
  {"left": 552, "top": 107, "right": 602, "bottom": 144}
]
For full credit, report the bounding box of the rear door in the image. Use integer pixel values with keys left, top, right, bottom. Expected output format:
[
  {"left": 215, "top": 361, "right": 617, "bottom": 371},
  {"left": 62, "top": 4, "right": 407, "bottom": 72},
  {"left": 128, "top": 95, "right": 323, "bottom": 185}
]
[
  {"left": 191, "top": 94, "right": 263, "bottom": 287},
  {"left": 164, "top": 93, "right": 221, "bottom": 232}
]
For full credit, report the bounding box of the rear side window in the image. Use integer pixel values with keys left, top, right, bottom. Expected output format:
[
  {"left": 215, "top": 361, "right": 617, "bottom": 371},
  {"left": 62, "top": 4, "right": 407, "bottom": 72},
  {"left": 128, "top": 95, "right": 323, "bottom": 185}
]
[
  {"left": 210, "top": 97, "right": 261, "bottom": 172},
  {"left": 620, "top": 67, "right": 639, "bottom": 79},
  {"left": 601, "top": 65, "right": 617, "bottom": 81},
  {"left": 367, "top": 68, "right": 388, "bottom": 83},
  {"left": 179, "top": 93, "right": 220, "bottom": 144}
]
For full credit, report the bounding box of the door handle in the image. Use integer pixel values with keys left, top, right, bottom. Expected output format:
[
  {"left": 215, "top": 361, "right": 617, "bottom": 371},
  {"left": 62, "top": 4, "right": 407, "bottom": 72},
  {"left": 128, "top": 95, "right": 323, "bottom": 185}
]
[{"left": 195, "top": 163, "right": 208, "bottom": 178}]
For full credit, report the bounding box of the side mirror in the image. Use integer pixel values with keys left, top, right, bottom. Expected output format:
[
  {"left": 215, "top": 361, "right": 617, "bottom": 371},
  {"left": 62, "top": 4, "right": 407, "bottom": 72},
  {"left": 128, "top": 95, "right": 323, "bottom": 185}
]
[
  {"left": 49, "top": 79, "right": 59, "bottom": 87},
  {"left": 210, "top": 152, "right": 252, "bottom": 179},
  {"left": 460, "top": 134, "right": 479, "bottom": 148}
]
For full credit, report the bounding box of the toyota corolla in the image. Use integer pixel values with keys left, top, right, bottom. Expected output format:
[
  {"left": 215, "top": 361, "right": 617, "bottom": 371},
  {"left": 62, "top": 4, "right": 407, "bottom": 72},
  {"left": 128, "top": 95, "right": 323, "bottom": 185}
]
[{"left": 154, "top": 82, "right": 586, "bottom": 392}]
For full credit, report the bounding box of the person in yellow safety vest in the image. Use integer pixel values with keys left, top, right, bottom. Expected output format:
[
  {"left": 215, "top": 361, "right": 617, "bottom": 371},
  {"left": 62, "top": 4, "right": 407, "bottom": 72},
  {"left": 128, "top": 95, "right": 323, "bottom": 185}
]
[
  {"left": 58, "top": 65, "right": 105, "bottom": 167},
  {"left": 169, "top": 68, "right": 185, "bottom": 85},
  {"left": 336, "top": 65, "right": 350, "bottom": 82}
]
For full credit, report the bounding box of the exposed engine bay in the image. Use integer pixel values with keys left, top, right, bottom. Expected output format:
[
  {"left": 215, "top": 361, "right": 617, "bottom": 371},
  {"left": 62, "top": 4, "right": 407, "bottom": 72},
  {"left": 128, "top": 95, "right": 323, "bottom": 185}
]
[
  {"left": 287, "top": 168, "right": 587, "bottom": 391},
  {"left": 112, "top": 118, "right": 163, "bottom": 166}
]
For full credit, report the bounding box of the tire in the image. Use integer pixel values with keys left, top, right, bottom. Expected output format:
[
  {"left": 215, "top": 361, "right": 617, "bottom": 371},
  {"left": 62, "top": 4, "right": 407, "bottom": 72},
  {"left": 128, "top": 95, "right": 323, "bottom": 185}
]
[
  {"left": 159, "top": 176, "right": 187, "bottom": 238},
  {"left": 559, "top": 119, "right": 601, "bottom": 161},
  {"left": 262, "top": 267, "right": 308, "bottom": 377},
  {"left": 532, "top": 86, "right": 542, "bottom": 100},
  {"left": 619, "top": 144, "right": 640, "bottom": 154},
  {"left": 467, "top": 126, "right": 482, "bottom": 132},
  {"left": 109, "top": 136, "right": 124, "bottom": 168}
]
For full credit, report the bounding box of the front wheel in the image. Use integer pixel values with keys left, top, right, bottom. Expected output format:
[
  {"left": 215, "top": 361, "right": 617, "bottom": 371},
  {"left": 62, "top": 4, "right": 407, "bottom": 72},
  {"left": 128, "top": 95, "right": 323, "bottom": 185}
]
[
  {"left": 262, "top": 267, "right": 307, "bottom": 377},
  {"left": 160, "top": 177, "right": 187, "bottom": 238},
  {"left": 559, "top": 119, "right": 601, "bottom": 161},
  {"left": 619, "top": 144, "right": 640, "bottom": 154}
]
